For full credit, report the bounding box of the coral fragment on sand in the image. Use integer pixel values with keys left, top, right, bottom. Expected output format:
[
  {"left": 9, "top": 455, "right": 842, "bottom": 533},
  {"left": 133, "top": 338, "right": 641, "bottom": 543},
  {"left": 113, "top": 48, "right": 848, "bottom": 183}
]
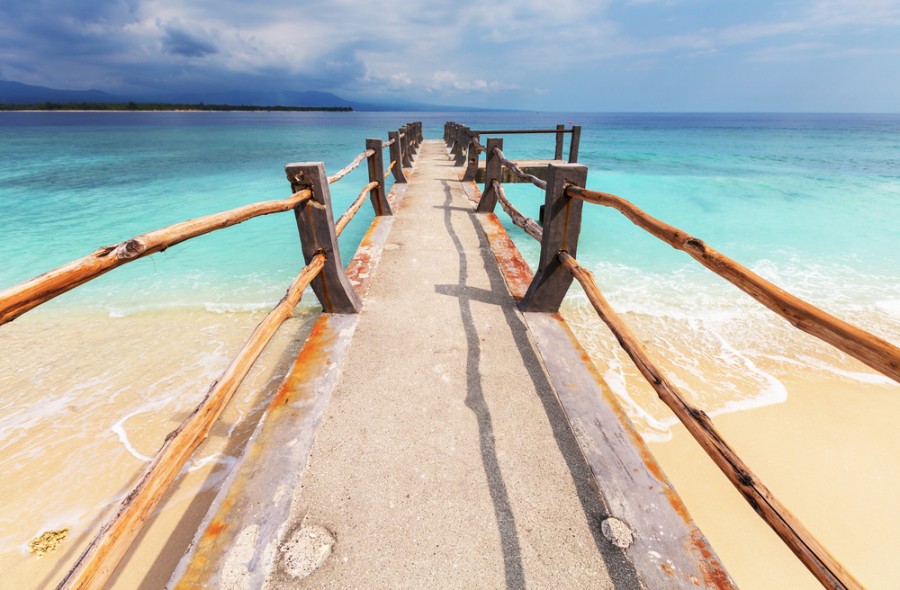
[{"left": 28, "top": 529, "right": 69, "bottom": 556}]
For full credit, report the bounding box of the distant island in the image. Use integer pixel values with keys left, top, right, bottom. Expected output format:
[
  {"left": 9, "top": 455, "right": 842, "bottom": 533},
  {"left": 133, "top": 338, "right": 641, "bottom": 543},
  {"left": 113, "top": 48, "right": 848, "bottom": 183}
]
[{"left": 0, "top": 102, "right": 352, "bottom": 112}]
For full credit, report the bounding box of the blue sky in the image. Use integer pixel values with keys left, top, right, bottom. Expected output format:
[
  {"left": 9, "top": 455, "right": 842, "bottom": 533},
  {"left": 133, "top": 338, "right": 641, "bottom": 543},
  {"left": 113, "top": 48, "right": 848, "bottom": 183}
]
[{"left": 1, "top": 0, "right": 898, "bottom": 111}]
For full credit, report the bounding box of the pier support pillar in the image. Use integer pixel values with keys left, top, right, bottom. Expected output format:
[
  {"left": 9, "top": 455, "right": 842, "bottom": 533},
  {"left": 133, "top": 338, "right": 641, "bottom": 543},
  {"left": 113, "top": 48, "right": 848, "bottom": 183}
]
[
  {"left": 520, "top": 163, "right": 588, "bottom": 312},
  {"left": 285, "top": 162, "right": 362, "bottom": 314}
]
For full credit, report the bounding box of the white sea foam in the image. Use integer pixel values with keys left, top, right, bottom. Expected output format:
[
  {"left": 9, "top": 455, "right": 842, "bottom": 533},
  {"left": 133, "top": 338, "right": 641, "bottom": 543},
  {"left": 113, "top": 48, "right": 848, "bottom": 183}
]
[{"left": 111, "top": 411, "right": 154, "bottom": 463}]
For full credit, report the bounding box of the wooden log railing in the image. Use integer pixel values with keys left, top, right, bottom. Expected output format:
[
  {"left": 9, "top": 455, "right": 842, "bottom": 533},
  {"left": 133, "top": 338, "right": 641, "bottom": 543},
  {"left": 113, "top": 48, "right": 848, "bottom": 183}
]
[
  {"left": 0, "top": 121, "right": 421, "bottom": 327},
  {"left": 0, "top": 190, "right": 311, "bottom": 326},
  {"left": 57, "top": 252, "right": 327, "bottom": 590},
  {"left": 461, "top": 123, "right": 897, "bottom": 589},
  {"left": 327, "top": 149, "right": 373, "bottom": 184},
  {"left": 557, "top": 251, "right": 863, "bottom": 590},
  {"left": 0, "top": 121, "right": 421, "bottom": 589},
  {"left": 493, "top": 147, "right": 548, "bottom": 190},
  {"left": 564, "top": 186, "right": 900, "bottom": 383},
  {"left": 445, "top": 121, "right": 581, "bottom": 165}
]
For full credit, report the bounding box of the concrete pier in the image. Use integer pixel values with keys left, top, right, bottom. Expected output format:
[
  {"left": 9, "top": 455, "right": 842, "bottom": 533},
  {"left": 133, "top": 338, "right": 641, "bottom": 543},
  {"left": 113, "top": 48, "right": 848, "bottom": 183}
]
[{"left": 173, "top": 140, "right": 732, "bottom": 589}]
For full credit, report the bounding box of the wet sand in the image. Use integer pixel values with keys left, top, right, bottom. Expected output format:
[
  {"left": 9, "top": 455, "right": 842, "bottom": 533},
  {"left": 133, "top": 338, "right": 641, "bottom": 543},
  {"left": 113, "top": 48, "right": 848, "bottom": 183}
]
[
  {"left": 650, "top": 369, "right": 900, "bottom": 589},
  {"left": 0, "top": 307, "right": 317, "bottom": 589},
  {"left": 564, "top": 302, "right": 900, "bottom": 589},
  {"left": 3, "top": 297, "right": 897, "bottom": 588}
]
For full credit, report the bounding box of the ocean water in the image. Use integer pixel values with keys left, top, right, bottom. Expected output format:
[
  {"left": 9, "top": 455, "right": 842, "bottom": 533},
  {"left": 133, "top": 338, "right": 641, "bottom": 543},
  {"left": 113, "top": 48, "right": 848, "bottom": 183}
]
[{"left": 1, "top": 111, "right": 898, "bottom": 586}]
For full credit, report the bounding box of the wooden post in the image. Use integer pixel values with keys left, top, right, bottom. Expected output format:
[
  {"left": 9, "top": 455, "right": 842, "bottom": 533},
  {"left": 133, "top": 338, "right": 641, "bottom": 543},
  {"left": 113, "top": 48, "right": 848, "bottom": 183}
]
[
  {"left": 285, "top": 162, "right": 362, "bottom": 313},
  {"left": 388, "top": 130, "right": 407, "bottom": 183},
  {"left": 365, "top": 138, "right": 392, "bottom": 216},
  {"left": 554, "top": 124, "right": 565, "bottom": 160},
  {"left": 405, "top": 123, "right": 418, "bottom": 158},
  {"left": 453, "top": 124, "right": 466, "bottom": 159},
  {"left": 520, "top": 163, "right": 588, "bottom": 312},
  {"left": 568, "top": 125, "right": 581, "bottom": 163},
  {"left": 463, "top": 133, "right": 480, "bottom": 181},
  {"left": 400, "top": 125, "right": 413, "bottom": 167},
  {"left": 448, "top": 124, "right": 459, "bottom": 157},
  {"left": 475, "top": 138, "right": 504, "bottom": 214},
  {"left": 454, "top": 126, "right": 469, "bottom": 166}
]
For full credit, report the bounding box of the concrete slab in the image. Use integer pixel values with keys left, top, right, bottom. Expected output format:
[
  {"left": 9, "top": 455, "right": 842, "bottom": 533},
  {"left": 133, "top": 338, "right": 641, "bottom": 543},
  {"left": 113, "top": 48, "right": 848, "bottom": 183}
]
[{"left": 271, "top": 142, "right": 637, "bottom": 589}]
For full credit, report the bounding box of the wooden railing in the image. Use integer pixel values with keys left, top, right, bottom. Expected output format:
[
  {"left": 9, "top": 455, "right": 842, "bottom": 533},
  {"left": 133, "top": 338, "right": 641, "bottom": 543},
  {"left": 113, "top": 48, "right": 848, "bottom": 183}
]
[
  {"left": 444, "top": 120, "right": 581, "bottom": 181},
  {"left": 0, "top": 121, "right": 422, "bottom": 590},
  {"left": 453, "top": 122, "right": 899, "bottom": 590}
]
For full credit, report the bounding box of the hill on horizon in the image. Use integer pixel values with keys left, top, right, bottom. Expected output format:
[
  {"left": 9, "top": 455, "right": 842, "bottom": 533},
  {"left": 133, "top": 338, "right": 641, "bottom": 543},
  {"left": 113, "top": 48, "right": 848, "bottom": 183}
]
[{"left": 0, "top": 79, "right": 495, "bottom": 112}]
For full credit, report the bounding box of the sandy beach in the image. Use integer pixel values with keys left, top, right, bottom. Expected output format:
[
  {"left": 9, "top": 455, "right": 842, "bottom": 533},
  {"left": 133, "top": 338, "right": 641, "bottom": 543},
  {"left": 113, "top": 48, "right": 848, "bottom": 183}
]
[
  {"left": 0, "top": 307, "right": 317, "bottom": 589},
  {"left": 564, "top": 301, "right": 900, "bottom": 589}
]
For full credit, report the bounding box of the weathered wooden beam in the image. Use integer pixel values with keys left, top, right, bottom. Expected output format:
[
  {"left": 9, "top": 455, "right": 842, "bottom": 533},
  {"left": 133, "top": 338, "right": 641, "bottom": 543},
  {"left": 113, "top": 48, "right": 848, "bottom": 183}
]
[
  {"left": 327, "top": 149, "right": 372, "bottom": 184},
  {"left": 335, "top": 181, "right": 379, "bottom": 238},
  {"left": 493, "top": 149, "right": 548, "bottom": 189},
  {"left": 519, "top": 163, "right": 588, "bottom": 312},
  {"left": 286, "top": 162, "right": 362, "bottom": 314},
  {"left": 475, "top": 138, "right": 504, "bottom": 214},
  {"left": 494, "top": 182, "right": 541, "bottom": 241},
  {"left": 558, "top": 251, "right": 863, "bottom": 590},
  {"left": 56, "top": 253, "right": 326, "bottom": 590},
  {"left": 365, "top": 138, "right": 392, "bottom": 216},
  {"left": 474, "top": 159, "right": 562, "bottom": 184},
  {"left": 0, "top": 190, "right": 311, "bottom": 326},
  {"left": 567, "top": 186, "right": 900, "bottom": 382},
  {"left": 494, "top": 180, "right": 543, "bottom": 242}
]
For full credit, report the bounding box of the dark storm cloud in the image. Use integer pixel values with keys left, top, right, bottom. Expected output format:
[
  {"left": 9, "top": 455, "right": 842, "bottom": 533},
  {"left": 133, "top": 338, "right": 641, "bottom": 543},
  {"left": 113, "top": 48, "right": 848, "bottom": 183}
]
[
  {"left": 162, "top": 25, "right": 218, "bottom": 58},
  {"left": 0, "top": 0, "right": 138, "bottom": 56}
]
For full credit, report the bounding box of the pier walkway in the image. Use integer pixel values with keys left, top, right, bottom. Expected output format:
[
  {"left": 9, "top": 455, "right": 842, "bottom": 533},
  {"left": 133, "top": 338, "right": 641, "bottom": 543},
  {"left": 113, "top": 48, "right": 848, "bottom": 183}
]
[
  {"left": 264, "top": 140, "right": 635, "bottom": 587},
  {"left": 170, "top": 139, "right": 729, "bottom": 589}
]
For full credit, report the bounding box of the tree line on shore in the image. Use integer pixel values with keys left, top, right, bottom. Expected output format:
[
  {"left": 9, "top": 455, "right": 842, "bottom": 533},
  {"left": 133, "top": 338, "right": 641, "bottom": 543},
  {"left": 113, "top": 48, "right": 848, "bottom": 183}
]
[{"left": 0, "top": 101, "right": 353, "bottom": 112}]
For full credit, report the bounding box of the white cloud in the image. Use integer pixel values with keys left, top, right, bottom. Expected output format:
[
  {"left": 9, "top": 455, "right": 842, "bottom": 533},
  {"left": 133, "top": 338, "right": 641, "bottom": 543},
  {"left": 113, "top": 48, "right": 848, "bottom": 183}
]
[{"left": 427, "top": 71, "right": 519, "bottom": 93}]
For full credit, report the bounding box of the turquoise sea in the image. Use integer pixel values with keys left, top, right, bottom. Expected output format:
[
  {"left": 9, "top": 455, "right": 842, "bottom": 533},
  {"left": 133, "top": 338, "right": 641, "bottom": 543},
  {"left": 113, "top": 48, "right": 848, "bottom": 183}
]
[
  {"left": 3, "top": 111, "right": 896, "bottom": 422},
  {"left": 1, "top": 111, "right": 897, "bottom": 317},
  {"left": 0, "top": 111, "right": 898, "bottom": 588},
  {"left": 1, "top": 112, "right": 897, "bottom": 312}
]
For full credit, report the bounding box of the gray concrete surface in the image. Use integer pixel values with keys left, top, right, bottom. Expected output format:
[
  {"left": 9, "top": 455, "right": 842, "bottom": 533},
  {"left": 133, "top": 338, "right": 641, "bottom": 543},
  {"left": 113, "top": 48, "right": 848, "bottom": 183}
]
[{"left": 270, "top": 141, "right": 640, "bottom": 589}]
